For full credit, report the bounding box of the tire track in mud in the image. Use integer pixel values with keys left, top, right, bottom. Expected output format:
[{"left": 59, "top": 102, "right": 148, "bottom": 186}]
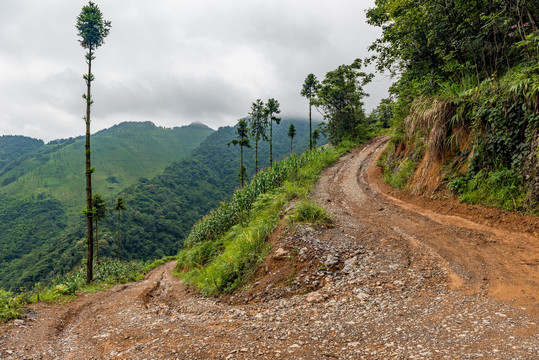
[{"left": 319, "top": 136, "right": 538, "bottom": 314}]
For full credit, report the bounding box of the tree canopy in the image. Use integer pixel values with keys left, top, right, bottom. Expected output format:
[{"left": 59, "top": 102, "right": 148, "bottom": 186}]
[
  {"left": 76, "top": 1, "right": 111, "bottom": 51},
  {"left": 315, "top": 59, "right": 373, "bottom": 143},
  {"left": 367, "top": 0, "right": 539, "bottom": 93}
]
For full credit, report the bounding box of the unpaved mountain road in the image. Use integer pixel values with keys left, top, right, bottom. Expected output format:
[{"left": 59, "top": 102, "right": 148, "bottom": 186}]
[{"left": 1, "top": 136, "right": 538, "bottom": 359}]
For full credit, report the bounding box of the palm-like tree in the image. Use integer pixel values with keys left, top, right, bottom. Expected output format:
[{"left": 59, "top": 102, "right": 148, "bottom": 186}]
[
  {"left": 227, "top": 119, "right": 251, "bottom": 187},
  {"left": 265, "top": 98, "right": 281, "bottom": 166},
  {"left": 92, "top": 193, "right": 107, "bottom": 263},
  {"left": 288, "top": 123, "right": 296, "bottom": 155},
  {"left": 248, "top": 100, "right": 267, "bottom": 174},
  {"left": 76, "top": 1, "right": 111, "bottom": 284},
  {"left": 301, "top": 74, "right": 320, "bottom": 150}
]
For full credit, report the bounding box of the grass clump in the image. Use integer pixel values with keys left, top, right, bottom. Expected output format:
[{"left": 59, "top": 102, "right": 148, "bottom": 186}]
[
  {"left": 383, "top": 158, "right": 416, "bottom": 189},
  {"left": 291, "top": 200, "right": 333, "bottom": 227},
  {"left": 0, "top": 289, "right": 24, "bottom": 322},
  {"left": 176, "top": 140, "right": 358, "bottom": 296},
  {"left": 449, "top": 167, "right": 527, "bottom": 211}
]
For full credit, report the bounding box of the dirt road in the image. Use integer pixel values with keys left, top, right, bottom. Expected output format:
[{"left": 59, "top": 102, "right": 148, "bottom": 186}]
[{"left": 1, "top": 137, "right": 538, "bottom": 359}]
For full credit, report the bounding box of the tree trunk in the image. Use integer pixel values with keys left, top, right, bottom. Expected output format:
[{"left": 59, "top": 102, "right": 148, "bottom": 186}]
[
  {"left": 95, "top": 218, "right": 99, "bottom": 264},
  {"left": 240, "top": 146, "right": 244, "bottom": 188},
  {"left": 85, "top": 48, "right": 94, "bottom": 284},
  {"left": 290, "top": 138, "right": 293, "bottom": 155},
  {"left": 309, "top": 97, "right": 312, "bottom": 150},
  {"left": 117, "top": 212, "right": 121, "bottom": 261},
  {"left": 269, "top": 120, "right": 273, "bottom": 166},
  {"left": 255, "top": 139, "right": 258, "bottom": 174}
]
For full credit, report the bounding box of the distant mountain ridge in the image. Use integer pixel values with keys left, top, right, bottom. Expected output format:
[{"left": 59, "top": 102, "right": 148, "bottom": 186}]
[
  {"left": 0, "top": 121, "right": 214, "bottom": 290},
  {"left": 0, "top": 121, "right": 214, "bottom": 220}
]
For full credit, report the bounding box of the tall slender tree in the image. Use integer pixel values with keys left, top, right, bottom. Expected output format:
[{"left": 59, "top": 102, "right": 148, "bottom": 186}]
[
  {"left": 265, "top": 98, "right": 281, "bottom": 166},
  {"left": 76, "top": 1, "right": 111, "bottom": 284},
  {"left": 301, "top": 74, "right": 320, "bottom": 150},
  {"left": 288, "top": 123, "right": 296, "bottom": 155},
  {"left": 114, "top": 196, "right": 126, "bottom": 261},
  {"left": 92, "top": 193, "right": 107, "bottom": 263},
  {"left": 227, "top": 119, "right": 251, "bottom": 188},
  {"left": 248, "top": 99, "right": 267, "bottom": 174}
]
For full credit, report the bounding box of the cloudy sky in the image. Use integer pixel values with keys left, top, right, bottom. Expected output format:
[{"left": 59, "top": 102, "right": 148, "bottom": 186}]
[{"left": 0, "top": 0, "right": 392, "bottom": 142}]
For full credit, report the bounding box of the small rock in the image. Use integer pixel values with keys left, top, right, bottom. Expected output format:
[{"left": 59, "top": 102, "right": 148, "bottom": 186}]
[
  {"left": 356, "top": 292, "right": 370, "bottom": 301},
  {"left": 13, "top": 319, "right": 24, "bottom": 326},
  {"left": 344, "top": 256, "right": 358, "bottom": 266},
  {"left": 324, "top": 254, "right": 340, "bottom": 268},
  {"left": 306, "top": 291, "right": 324, "bottom": 303},
  {"left": 299, "top": 247, "right": 309, "bottom": 261},
  {"left": 274, "top": 248, "right": 290, "bottom": 260}
]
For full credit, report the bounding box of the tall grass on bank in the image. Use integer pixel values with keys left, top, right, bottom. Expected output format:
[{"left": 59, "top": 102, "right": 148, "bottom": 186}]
[
  {"left": 176, "top": 140, "right": 356, "bottom": 296},
  {"left": 0, "top": 256, "right": 175, "bottom": 322},
  {"left": 449, "top": 167, "right": 528, "bottom": 211}
]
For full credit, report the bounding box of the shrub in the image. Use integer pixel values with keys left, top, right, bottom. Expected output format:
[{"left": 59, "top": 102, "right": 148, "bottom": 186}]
[
  {"left": 384, "top": 159, "right": 416, "bottom": 189},
  {"left": 291, "top": 200, "right": 333, "bottom": 227},
  {"left": 456, "top": 167, "right": 526, "bottom": 211},
  {"left": 0, "top": 289, "right": 23, "bottom": 322}
]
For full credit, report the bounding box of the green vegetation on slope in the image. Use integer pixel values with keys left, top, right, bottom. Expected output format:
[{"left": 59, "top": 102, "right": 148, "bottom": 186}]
[
  {"left": 0, "top": 136, "right": 44, "bottom": 177},
  {"left": 176, "top": 140, "right": 355, "bottom": 296},
  {"left": 0, "top": 120, "right": 323, "bottom": 291},
  {"left": 367, "top": 1, "right": 539, "bottom": 212},
  {"left": 0, "top": 257, "right": 174, "bottom": 322},
  {"left": 0, "top": 122, "right": 214, "bottom": 221},
  {"left": 0, "top": 122, "right": 212, "bottom": 291}
]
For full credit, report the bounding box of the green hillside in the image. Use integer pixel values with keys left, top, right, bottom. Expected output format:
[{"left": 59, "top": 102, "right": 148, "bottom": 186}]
[
  {"left": 0, "top": 121, "right": 213, "bottom": 290},
  {"left": 0, "top": 122, "right": 214, "bottom": 221},
  {"left": 0, "top": 119, "right": 324, "bottom": 290},
  {"left": 0, "top": 136, "right": 45, "bottom": 174}
]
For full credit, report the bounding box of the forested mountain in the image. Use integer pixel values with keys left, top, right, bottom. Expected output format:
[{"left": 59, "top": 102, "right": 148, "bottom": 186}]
[
  {"left": 0, "top": 119, "right": 325, "bottom": 290},
  {"left": 0, "top": 136, "right": 45, "bottom": 174},
  {"left": 0, "top": 122, "right": 213, "bottom": 220},
  {"left": 0, "top": 122, "right": 213, "bottom": 290}
]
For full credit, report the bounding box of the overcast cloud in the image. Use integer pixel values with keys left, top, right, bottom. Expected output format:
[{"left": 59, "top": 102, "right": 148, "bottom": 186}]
[{"left": 0, "top": 0, "right": 392, "bottom": 142}]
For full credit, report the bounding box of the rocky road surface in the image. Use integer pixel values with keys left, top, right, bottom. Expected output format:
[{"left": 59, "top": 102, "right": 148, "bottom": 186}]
[{"left": 1, "top": 136, "right": 538, "bottom": 359}]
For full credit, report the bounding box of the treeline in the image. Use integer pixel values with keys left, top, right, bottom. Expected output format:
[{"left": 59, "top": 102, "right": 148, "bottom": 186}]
[{"left": 368, "top": 0, "right": 539, "bottom": 211}]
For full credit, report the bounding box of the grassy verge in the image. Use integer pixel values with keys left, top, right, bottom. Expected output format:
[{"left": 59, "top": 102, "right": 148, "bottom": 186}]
[
  {"left": 448, "top": 167, "right": 529, "bottom": 212},
  {"left": 0, "top": 256, "right": 175, "bottom": 322},
  {"left": 176, "top": 140, "right": 356, "bottom": 296}
]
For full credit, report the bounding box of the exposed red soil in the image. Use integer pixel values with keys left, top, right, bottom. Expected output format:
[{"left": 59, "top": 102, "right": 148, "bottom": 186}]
[{"left": 1, "top": 136, "right": 538, "bottom": 359}]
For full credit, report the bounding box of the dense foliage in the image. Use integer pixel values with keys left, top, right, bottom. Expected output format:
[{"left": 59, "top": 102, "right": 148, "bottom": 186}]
[
  {"left": 0, "top": 194, "right": 66, "bottom": 271},
  {"left": 315, "top": 59, "right": 374, "bottom": 144},
  {"left": 367, "top": 0, "right": 538, "bottom": 91},
  {"left": 368, "top": 0, "right": 539, "bottom": 211}
]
